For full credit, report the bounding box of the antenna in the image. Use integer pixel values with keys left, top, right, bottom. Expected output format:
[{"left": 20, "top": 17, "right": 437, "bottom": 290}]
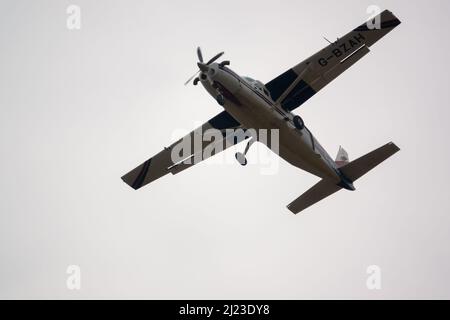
[{"left": 323, "top": 36, "right": 332, "bottom": 44}]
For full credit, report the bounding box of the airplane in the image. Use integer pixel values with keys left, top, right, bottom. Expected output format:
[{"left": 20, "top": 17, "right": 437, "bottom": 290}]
[{"left": 121, "top": 9, "right": 401, "bottom": 214}]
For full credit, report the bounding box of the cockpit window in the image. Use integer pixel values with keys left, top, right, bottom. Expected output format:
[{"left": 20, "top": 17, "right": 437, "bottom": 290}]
[{"left": 244, "top": 76, "right": 271, "bottom": 99}]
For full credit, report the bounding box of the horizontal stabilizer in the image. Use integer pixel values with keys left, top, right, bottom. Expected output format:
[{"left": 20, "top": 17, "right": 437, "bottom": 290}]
[
  {"left": 339, "top": 142, "right": 400, "bottom": 182},
  {"left": 287, "top": 142, "right": 400, "bottom": 214},
  {"left": 287, "top": 180, "right": 342, "bottom": 214}
]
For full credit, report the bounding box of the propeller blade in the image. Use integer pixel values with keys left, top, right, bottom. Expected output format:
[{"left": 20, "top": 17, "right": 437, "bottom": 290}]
[
  {"left": 184, "top": 70, "right": 200, "bottom": 86},
  {"left": 197, "top": 47, "right": 204, "bottom": 63},
  {"left": 206, "top": 51, "right": 224, "bottom": 65}
]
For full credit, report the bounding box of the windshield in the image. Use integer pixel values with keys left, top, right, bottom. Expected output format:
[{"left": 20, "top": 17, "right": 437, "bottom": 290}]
[
  {"left": 244, "top": 76, "right": 271, "bottom": 98},
  {"left": 243, "top": 76, "right": 256, "bottom": 83}
]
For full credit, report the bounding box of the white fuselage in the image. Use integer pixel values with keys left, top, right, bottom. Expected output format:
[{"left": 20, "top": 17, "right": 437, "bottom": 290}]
[{"left": 200, "top": 63, "right": 342, "bottom": 182}]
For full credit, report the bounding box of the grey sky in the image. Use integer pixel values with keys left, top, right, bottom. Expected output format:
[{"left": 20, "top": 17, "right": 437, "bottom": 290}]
[{"left": 0, "top": 0, "right": 449, "bottom": 299}]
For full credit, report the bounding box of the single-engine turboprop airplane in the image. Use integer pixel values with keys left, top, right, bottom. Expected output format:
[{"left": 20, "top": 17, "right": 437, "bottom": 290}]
[{"left": 122, "top": 10, "right": 401, "bottom": 214}]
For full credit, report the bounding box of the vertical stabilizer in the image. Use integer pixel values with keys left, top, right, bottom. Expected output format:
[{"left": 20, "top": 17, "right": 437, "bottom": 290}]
[{"left": 335, "top": 146, "right": 350, "bottom": 168}]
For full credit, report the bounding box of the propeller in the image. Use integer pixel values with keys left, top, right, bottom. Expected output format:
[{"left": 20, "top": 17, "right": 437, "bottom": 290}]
[
  {"left": 205, "top": 51, "right": 224, "bottom": 65},
  {"left": 184, "top": 47, "right": 225, "bottom": 86}
]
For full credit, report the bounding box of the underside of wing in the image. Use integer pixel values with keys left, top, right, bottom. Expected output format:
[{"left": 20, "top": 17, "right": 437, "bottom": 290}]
[
  {"left": 121, "top": 111, "right": 246, "bottom": 190},
  {"left": 266, "top": 10, "right": 401, "bottom": 112}
]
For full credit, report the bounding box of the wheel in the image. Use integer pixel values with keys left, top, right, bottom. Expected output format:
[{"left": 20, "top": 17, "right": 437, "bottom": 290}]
[
  {"left": 293, "top": 115, "right": 304, "bottom": 130},
  {"left": 216, "top": 94, "right": 225, "bottom": 106},
  {"left": 235, "top": 152, "right": 247, "bottom": 166}
]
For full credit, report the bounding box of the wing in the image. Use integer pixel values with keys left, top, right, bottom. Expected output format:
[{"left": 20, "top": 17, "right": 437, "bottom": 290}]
[
  {"left": 121, "top": 111, "right": 246, "bottom": 190},
  {"left": 265, "top": 9, "right": 401, "bottom": 112}
]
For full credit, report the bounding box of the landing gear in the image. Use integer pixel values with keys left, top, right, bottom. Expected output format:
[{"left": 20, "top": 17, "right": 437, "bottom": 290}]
[
  {"left": 235, "top": 138, "right": 255, "bottom": 166},
  {"left": 216, "top": 94, "right": 225, "bottom": 106},
  {"left": 293, "top": 115, "right": 305, "bottom": 130},
  {"left": 235, "top": 152, "right": 247, "bottom": 166}
]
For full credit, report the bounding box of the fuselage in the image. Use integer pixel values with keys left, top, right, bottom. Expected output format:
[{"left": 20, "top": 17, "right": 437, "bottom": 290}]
[{"left": 199, "top": 63, "right": 343, "bottom": 182}]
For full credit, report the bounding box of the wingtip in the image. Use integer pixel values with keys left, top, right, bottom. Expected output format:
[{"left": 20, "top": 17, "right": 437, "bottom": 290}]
[
  {"left": 388, "top": 141, "right": 401, "bottom": 152},
  {"left": 121, "top": 174, "right": 139, "bottom": 190},
  {"left": 286, "top": 204, "right": 300, "bottom": 215},
  {"left": 385, "top": 9, "right": 402, "bottom": 26}
]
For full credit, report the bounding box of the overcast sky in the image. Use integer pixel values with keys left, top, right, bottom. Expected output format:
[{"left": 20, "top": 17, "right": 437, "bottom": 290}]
[{"left": 1, "top": 0, "right": 449, "bottom": 299}]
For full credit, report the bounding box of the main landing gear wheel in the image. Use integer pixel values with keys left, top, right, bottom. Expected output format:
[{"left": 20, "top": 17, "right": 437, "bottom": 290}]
[
  {"left": 235, "top": 138, "right": 255, "bottom": 166},
  {"left": 235, "top": 152, "right": 247, "bottom": 166},
  {"left": 216, "top": 94, "right": 225, "bottom": 106},
  {"left": 293, "top": 115, "right": 305, "bottom": 130}
]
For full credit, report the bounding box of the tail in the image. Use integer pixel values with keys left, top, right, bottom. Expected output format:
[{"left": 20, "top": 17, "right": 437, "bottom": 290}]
[
  {"left": 287, "top": 142, "right": 400, "bottom": 214},
  {"left": 335, "top": 146, "right": 350, "bottom": 168}
]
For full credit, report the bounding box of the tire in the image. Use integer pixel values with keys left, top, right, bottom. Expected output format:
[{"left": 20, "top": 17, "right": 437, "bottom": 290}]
[
  {"left": 235, "top": 152, "right": 247, "bottom": 166},
  {"left": 216, "top": 94, "right": 225, "bottom": 106},
  {"left": 293, "top": 115, "right": 304, "bottom": 130}
]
